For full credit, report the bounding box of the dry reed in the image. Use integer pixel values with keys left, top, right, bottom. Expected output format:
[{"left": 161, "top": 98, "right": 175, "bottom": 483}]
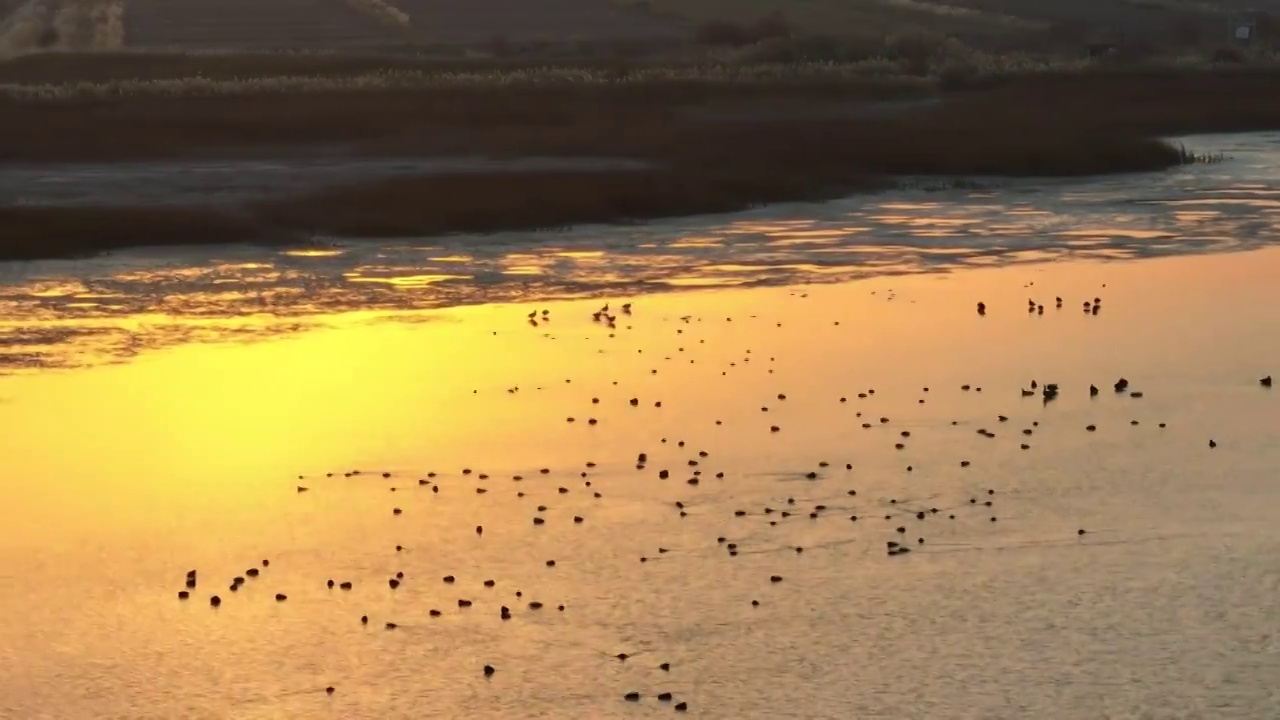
[{"left": 3, "top": 52, "right": 1280, "bottom": 259}]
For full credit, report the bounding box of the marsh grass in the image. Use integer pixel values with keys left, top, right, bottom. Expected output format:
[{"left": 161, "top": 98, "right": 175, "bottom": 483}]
[
  {"left": 0, "top": 123, "right": 1192, "bottom": 260},
  {"left": 3, "top": 39, "right": 1280, "bottom": 101},
  {"left": 0, "top": 206, "right": 262, "bottom": 260},
  {"left": 1, "top": 48, "right": 1278, "bottom": 259},
  {"left": 0, "top": 168, "right": 873, "bottom": 260},
  {"left": 5, "top": 62, "right": 1269, "bottom": 163}
]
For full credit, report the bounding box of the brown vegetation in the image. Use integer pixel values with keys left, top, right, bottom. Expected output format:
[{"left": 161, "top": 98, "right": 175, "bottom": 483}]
[
  {"left": 7, "top": 65, "right": 1280, "bottom": 164},
  {"left": 4, "top": 50, "right": 1280, "bottom": 259},
  {"left": 693, "top": 12, "right": 792, "bottom": 46},
  {"left": 3, "top": 63, "right": 1278, "bottom": 164},
  {"left": 0, "top": 48, "right": 684, "bottom": 85},
  {"left": 0, "top": 166, "right": 869, "bottom": 260},
  {"left": 0, "top": 107, "right": 1187, "bottom": 261},
  {"left": 0, "top": 106, "right": 1187, "bottom": 260},
  {"left": 0, "top": 206, "right": 261, "bottom": 260},
  {"left": 935, "top": 68, "right": 1280, "bottom": 136}
]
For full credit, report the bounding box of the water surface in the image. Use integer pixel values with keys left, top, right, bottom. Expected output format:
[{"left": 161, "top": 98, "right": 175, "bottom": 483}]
[
  {"left": 1, "top": 134, "right": 1279, "bottom": 719},
  {"left": 2, "top": 249, "right": 1279, "bottom": 719},
  {"left": 2, "top": 132, "right": 1278, "bottom": 373}
]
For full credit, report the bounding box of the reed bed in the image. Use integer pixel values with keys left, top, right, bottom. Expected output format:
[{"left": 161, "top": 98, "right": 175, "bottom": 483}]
[
  {"left": 0, "top": 206, "right": 262, "bottom": 260},
  {"left": 5, "top": 61, "right": 1280, "bottom": 163},
  {"left": 0, "top": 61, "right": 945, "bottom": 102},
  {"left": 3, "top": 45, "right": 1280, "bottom": 259},
  {"left": 0, "top": 119, "right": 1191, "bottom": 260},
  {"left": 3, "top": 41, "right": 1280, "bottom": 102}
]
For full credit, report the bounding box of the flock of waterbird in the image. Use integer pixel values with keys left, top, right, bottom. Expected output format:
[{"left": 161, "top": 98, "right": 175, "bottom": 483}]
[{"left": 175, "top": 288, "right": 1271, "bottom": 712}]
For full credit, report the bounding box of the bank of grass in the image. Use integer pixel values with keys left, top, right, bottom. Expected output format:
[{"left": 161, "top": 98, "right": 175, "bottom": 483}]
[
  {"left": 2, "top": 33, "right": 1278, "bottom": 100},
  {"left": 4, "top": 62, "right": 1280, "bottom": 163},
  {"left": 0, "top": 168, "right": 853, "bottom": 260},
  {"left": 1, "top": 48, "right": 1278, "bottom": 259},
  {"left": 0, "top": 126, "right": 1185, "bottom": 260},
  {"left": 0, "top": 206, "right": 263, "bottom": 260}
]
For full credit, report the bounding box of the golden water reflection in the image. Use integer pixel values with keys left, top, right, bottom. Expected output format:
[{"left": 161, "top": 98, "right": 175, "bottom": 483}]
[
  {"left": 4, "top": 168, "right": 1280, "bottom": 374},
  {"left": 3, "top": 248, "right": 1280, "bottom": 719},
  {"left": 4, "top": 247, "right": 1279, "bottom": 549}
]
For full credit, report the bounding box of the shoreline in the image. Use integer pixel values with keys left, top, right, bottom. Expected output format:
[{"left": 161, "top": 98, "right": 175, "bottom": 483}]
[
  {"left": 4, "top": 202, "right": 1279, "bottom": 719},
  {"left": 4, "top": 63, "right": 1280, "bottom": 261},
  {"left": 5, "top": 241, "right": 1279, "bottom": 378}
]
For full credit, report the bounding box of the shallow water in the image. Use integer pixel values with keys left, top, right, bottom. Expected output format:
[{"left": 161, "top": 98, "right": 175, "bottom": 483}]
[
  {"left": 2, "top": 248, "right": 1279, "bottom": 719},
  {"left": 2, "top": 137, "right": 1280, "bottom": 719},
  {"left": 2, "top": 132, "right": 1279, "bottom": 373}
]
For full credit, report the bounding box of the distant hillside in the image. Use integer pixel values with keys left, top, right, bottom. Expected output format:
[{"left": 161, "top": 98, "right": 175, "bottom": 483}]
[
  {"left": 2, "top": 0, "right": 1275, "bottom": 56},
  {"left": 123, "top": 0, "right": 403, "bottom": 50},
  {"left": 642, "top": 0, "right": 1262, "bottom": 45},
  {"left": 0, "top": 0, "right": 684, "bottom": 54}
]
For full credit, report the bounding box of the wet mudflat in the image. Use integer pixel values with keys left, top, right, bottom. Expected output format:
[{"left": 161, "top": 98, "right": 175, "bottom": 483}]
[{"left": 1, "top": 246, "right": 1278, "bottom": 719}]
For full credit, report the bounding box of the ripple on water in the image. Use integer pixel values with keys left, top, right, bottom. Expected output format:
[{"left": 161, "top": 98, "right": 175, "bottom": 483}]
[
  {"left": 1, "top": 133, "right": 1280, "bottom": 371},
  {"left": 2, "top": 249, "right": 1280, "bottom": 718}
]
